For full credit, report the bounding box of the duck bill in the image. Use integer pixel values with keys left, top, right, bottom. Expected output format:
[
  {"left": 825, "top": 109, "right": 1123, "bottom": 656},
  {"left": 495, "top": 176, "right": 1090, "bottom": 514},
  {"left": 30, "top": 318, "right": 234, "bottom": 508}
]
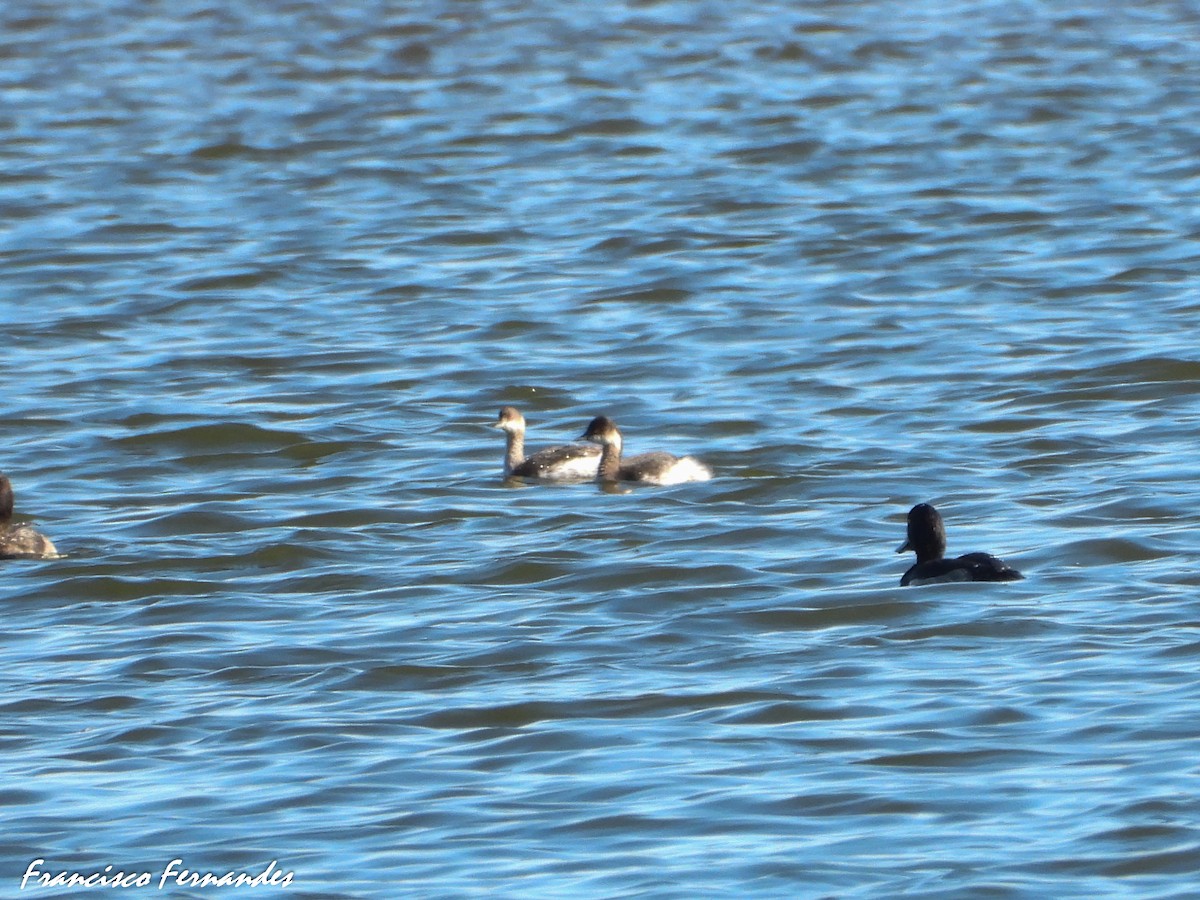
[{"left": 896, "top": 539, "right": 912, "bottom": 554}]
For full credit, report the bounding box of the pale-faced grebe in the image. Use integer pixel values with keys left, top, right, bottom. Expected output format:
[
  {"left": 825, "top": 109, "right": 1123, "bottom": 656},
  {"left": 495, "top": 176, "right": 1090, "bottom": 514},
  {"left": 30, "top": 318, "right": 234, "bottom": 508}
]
[
  {"left": 492, "top": 406, "right": 601, "bottom": 481},
  {"left": 579, "top": 416, "right": 712, "bottom": 485},
  {"left": 897, "top": 503, "right": 1022, "bottom": 586},
  {"left": 0, "top": 474, "right": 60, "bottom": 560}
]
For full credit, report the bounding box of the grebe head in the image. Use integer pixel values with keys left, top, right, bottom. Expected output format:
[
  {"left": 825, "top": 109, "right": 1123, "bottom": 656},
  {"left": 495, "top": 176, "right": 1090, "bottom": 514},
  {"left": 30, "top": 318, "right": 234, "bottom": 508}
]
[
  {"left": 493, "top": 406, "right": 526, "bottom": 434},
  {"left": 580, "top": 416, "right": 621, "bottom": 447}
]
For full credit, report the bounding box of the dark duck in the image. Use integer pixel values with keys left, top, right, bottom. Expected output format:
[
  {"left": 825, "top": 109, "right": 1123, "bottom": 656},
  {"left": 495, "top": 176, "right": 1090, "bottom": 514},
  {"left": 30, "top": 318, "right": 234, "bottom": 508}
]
[{"left": 897, "top": 503, "right": 1022, "bottom": 586}]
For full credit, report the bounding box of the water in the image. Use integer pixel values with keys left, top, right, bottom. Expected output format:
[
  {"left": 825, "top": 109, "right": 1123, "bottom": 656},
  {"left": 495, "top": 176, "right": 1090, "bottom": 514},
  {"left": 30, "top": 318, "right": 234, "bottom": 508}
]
[{"left": 3, "top": 1, "right": 1200, "bottom": 896}]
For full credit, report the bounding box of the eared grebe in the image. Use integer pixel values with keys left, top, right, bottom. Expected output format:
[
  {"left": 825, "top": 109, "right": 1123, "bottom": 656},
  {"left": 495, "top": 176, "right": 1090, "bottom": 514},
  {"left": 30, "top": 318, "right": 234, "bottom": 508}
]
[
  {"left": 492, "top": 406, "right": 601, "bottom": 481},
  {"left": 0, "top": 474, "right": 60, "bottom": 560},
  {"left": 897, "top": 503, "right": 1022, "bottom": 586},
  {"left": 579, "top": 416, "right": 712, "bottom": 485}
]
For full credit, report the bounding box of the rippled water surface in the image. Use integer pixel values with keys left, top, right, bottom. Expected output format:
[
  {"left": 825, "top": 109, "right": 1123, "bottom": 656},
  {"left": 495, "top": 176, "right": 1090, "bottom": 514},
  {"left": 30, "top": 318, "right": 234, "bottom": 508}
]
[{"left": 4, "top": 1, "right": 1200, "bottom": 897}]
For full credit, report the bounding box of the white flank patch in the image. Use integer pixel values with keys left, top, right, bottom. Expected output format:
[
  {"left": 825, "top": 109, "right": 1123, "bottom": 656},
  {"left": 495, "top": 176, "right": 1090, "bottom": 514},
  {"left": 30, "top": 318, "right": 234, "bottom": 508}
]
[
  {"left": 648, "top": 456, "right": 713, "bottom": 486},
  {"left": 539, "top": 452, "right": 602, "bottom": 482}
]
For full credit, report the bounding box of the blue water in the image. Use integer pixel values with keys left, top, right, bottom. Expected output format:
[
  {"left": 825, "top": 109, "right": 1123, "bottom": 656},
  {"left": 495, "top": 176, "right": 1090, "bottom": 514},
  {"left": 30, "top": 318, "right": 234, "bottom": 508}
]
[{"left": 4, "top": 1, "right": 1200, "bottom": 897}]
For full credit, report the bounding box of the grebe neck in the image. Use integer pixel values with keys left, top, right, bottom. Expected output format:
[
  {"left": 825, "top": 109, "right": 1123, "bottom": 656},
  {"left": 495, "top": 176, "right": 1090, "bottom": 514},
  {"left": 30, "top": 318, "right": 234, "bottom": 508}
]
[
  {"left": 596, "top": 436, "right": 623, "bottom": 481},
  {"left": 503, "top": 429, "right": 525, "bottom": 475}
]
